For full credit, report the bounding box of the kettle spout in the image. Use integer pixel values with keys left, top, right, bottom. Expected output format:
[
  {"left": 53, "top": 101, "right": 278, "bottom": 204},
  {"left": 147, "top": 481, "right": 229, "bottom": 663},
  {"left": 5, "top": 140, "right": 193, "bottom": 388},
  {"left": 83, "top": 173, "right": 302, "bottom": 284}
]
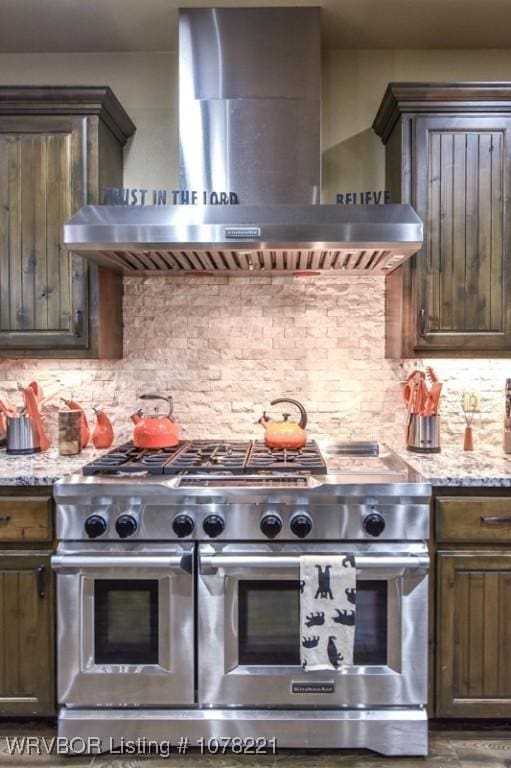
[
  {"left": 130, "top": 409, "right": 143, "bottom": 425},
  {"left": 258, "top": 411, "right": 270, "bottom": 430}
]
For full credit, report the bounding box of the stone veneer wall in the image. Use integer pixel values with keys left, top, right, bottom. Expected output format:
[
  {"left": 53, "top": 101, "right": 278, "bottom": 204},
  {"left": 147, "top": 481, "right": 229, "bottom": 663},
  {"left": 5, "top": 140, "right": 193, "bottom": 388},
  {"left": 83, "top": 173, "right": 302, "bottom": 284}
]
[{"left": 0, "top": 275, "right": 508, "bottom": 451}]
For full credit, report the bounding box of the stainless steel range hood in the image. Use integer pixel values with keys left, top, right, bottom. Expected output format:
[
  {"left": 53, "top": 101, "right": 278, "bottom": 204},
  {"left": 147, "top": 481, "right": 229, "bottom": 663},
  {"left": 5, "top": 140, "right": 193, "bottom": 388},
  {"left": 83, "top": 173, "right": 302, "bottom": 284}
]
[
  {"left": 64, "top": 203, "right": 422, "bottom": 275},
  {"left": 63, "top": 7, "right": 423, "bottom": 276}
]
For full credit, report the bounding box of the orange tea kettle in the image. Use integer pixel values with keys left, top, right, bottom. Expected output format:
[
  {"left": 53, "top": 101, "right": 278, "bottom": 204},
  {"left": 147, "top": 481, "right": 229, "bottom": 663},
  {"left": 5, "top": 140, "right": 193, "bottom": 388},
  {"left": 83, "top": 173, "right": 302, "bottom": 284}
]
[
  {"left": 258, "top": 398, "right": 308, "bottom": 449},
  {"left": 130, "top": 394, "right": 181, "bottom": 449}
]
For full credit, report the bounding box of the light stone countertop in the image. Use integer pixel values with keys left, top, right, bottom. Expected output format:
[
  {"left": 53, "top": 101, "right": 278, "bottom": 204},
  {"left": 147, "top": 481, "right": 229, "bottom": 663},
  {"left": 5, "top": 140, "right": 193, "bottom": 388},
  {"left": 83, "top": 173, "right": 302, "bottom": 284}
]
[
  {"left": 1, "top": 443, "right": 511, "bottom": 488},
  {"left": 0, "top": 447, "right": 103, "bottom": 486},
  {"left": 395, "top": 445, "right": 511, "bottom": 487}
]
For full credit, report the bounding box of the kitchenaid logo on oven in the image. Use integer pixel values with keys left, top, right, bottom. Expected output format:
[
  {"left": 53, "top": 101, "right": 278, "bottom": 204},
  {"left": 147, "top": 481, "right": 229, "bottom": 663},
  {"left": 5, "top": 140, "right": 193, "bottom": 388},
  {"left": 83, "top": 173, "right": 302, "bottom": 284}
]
[{"left": 291, "top": 682, "right": 335, "bottom": 694}]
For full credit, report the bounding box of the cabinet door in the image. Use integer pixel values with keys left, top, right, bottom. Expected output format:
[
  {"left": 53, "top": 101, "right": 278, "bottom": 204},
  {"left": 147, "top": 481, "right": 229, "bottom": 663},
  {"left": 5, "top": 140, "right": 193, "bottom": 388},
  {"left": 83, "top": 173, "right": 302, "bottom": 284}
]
[
  {"left": 437, "top": 552, "right": 511, "bottom": 717},
  {"left": 414, "top": 116, "right": 511, "bottom": 353},
  {"left": 0, "top": 116, "right": 89, "bottom": 352},
  {"left": 0, "top": 552, "right": 54, "bottom": 715}
]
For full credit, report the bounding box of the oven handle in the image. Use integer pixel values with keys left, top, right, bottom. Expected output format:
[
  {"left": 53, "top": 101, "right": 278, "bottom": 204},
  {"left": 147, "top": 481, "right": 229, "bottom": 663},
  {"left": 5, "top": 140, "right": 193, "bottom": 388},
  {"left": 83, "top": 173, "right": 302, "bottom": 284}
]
[
  {"left": 199, "top": 553, "right": 429, "bottom": 574},
  {"left": 51, "top": 554, "right": 191, "bottom": 572}
]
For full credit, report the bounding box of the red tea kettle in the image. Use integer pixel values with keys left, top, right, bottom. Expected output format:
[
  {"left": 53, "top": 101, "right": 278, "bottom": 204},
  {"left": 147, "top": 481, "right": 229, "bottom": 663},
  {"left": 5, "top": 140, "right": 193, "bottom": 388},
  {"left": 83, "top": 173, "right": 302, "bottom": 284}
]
[
  {"left": 258, "top": 398, "right": 308, "bottom": 449},
  {"left": 130, "top": 394, "right": 181, "bottom": 449}
]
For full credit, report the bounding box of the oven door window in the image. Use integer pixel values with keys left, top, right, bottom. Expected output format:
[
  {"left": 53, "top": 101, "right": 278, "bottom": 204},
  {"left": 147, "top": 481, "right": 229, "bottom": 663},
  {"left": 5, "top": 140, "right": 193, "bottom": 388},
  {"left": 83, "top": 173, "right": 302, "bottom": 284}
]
[
  {"left": 238, "top": 579, "right": 387, "bottom": 666},
  {"left": 94, "top": 579, "right": 159, "bottom": 665}
]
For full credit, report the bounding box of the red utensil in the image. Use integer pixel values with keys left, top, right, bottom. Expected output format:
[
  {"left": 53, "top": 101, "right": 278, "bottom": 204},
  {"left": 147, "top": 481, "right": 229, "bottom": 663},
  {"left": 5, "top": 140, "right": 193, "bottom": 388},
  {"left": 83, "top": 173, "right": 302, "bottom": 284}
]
[
  {"left": 424, "top": 367, "right": 442, "bottom": 416},
  {"left": 22, "top": 387, "right": 51, "bottom": 452}
]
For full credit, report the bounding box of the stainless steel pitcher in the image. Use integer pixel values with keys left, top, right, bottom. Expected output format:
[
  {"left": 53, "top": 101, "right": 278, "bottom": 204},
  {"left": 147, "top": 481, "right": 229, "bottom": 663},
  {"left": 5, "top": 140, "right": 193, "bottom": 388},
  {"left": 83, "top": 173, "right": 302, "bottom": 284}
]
[{"left": 6, "top": 415, "right": 41, "bottom": 455}]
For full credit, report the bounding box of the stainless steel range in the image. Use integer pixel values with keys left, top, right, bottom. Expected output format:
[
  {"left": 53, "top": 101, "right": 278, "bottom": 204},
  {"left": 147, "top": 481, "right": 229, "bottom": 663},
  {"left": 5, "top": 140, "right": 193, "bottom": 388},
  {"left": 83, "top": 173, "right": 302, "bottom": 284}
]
[{"left": 53, "top": 440, "right": 431, "bottom": 756}]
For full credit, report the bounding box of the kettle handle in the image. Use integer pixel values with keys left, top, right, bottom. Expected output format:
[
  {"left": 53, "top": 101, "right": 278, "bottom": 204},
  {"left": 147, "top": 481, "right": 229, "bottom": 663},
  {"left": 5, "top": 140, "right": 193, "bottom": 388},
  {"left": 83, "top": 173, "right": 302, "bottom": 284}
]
[
  {"left": 139, "top": 393, "right": 174, "bottom": 418},
  {"left": 270, "top": 398, "right": 307, "bottom": 429}
]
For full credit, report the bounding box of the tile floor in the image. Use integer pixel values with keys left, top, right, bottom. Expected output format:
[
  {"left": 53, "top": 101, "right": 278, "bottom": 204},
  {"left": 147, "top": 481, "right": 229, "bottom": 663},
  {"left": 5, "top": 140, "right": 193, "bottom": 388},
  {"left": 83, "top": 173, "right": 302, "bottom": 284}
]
[{"left": 0, "top": 726, "right": 510, "bottom": 767}]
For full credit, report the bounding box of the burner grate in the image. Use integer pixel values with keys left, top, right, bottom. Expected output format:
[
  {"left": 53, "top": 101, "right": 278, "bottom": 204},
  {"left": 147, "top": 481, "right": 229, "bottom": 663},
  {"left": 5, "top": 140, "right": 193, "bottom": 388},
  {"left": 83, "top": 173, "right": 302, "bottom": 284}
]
[
  {"left": 165, "top": 441, "right": 251, "bottom": 474},
  {"left": 82, "top": 439, "right": 328, "bottom": 476},
  {"left": 246, "top": 440, "right": 327, "bottom": 474},
  {"left": 82, "top": 441, "right": 187, "bottom": 475}
]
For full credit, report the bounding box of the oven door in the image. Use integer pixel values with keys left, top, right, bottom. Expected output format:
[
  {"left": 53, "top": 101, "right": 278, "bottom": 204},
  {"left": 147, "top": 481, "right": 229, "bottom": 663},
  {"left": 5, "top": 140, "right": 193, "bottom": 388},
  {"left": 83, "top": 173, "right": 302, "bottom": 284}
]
[
  {"left": 198, "top": 542, "right": 428, "bottom": 708},
  {"left": 52, "top": 543, "right": 194, "bottom": 707}
]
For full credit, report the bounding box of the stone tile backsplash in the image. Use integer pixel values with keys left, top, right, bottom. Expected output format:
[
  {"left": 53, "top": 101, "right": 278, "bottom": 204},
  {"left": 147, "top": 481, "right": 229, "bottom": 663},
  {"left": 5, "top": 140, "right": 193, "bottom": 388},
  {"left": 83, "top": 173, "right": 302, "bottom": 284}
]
[{"left": 0, "top": 275, "right": 509, "bottom": 452}]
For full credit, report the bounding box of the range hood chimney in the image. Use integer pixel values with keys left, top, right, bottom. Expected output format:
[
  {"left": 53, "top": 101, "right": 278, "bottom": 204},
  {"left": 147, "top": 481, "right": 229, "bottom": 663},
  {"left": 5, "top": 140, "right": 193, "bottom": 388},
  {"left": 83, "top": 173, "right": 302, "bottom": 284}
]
[
  {"left": 179, "top": 7, "right": 321, "bottom": 204},
  {"left": 63, "top": 7, "right": 423, "bottom": 276}
]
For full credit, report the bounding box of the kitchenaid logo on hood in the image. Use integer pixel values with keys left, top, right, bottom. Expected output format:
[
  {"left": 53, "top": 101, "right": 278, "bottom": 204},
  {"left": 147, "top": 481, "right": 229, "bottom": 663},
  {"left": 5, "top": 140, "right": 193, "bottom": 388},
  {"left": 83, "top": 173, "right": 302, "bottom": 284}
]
[{"left": 101, "top": 187, "right": 239, "bottom": 206}]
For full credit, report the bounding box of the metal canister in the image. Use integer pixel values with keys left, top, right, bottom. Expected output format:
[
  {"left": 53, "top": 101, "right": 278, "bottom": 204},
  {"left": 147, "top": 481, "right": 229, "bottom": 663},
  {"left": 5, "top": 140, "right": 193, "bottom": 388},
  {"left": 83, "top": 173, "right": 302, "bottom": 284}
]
[
  {"left": 6, "top": 415, "right": 41, "bottom": 455},
  {"left": 407, "top": 414, "right": 441, "bottom": 453},
  {"left": 58, "top": 410, "right": 82, "bottom": 456}
]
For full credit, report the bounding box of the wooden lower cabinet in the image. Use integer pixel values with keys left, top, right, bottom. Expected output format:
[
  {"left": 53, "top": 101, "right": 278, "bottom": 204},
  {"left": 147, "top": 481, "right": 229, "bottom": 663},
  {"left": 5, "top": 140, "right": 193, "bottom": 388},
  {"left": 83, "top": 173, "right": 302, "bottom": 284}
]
[
  {"left": 437, "top": 551, "right": 511, "bottom": 717},
  {"left": 0, "top": 551, "right": 54, "bottom": 715}
]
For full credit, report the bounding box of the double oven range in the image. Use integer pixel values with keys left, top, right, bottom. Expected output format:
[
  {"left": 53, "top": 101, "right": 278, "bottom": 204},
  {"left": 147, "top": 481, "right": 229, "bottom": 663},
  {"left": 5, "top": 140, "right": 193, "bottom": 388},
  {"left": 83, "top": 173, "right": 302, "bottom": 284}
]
[{"left": 53, "top": 440, "right": 431, "bottom": 756}]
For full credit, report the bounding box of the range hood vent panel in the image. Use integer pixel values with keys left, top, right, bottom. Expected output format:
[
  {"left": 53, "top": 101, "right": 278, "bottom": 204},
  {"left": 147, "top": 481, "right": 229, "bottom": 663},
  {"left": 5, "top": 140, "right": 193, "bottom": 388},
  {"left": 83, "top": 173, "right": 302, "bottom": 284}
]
[{"left": 64, "top": 204, "right": 423, "bottom": 276}]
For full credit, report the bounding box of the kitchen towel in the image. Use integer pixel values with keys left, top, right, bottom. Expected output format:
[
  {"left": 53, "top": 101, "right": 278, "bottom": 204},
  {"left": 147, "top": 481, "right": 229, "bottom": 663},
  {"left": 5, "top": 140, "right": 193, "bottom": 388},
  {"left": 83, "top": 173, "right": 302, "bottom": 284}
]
[{"left": 300, "top": 554, "right": 356, "bottom": 671}]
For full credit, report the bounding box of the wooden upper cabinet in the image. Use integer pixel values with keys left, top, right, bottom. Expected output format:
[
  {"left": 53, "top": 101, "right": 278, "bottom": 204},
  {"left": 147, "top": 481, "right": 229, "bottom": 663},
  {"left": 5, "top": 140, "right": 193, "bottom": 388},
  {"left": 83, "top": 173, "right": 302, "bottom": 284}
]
[
  {"left": 373, "top": 83, "right": 511, "bottom": 357},
  {"left": 0, "top": 87, "right": 135, "bottom": 358}
]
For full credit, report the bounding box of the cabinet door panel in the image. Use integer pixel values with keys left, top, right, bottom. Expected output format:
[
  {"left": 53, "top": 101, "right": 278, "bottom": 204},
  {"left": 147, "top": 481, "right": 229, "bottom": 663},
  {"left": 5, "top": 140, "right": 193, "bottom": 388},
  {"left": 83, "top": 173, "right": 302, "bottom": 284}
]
[
  {"left": 0, "top": 116, "right": 89, "bottom": 351},
  {"left": 0, "top": 553, "right": 54, "bottom": 715},
  {"left": 414, "top": 116, "right": 511, "bottom": 352},
  {"left": 437, "top": 552, "right": 511, "bottom": 716}
]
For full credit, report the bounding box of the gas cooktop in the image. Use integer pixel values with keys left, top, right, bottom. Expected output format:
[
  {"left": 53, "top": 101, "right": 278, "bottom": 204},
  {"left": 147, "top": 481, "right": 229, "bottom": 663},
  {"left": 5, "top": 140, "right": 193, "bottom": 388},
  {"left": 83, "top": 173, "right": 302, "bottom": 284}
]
[{"left": 82, "top": 439, "right": 328, "bottom": 476}]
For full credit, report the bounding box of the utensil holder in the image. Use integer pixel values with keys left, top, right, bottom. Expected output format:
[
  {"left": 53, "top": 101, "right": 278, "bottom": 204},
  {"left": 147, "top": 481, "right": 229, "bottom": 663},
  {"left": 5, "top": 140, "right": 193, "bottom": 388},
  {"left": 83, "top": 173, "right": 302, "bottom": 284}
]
[
  {"left": 6, "top": 415, "right": 41, "bottom": 455},
  {"left": 407, "top": 414, "right": 441, "bottom": 453}
]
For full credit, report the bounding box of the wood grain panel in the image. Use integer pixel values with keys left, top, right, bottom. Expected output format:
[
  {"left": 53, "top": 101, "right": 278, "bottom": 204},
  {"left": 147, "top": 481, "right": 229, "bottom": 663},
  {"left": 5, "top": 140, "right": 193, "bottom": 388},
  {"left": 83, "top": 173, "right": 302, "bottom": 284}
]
[
  {"left": 7, "top": 137, "right": 22, "bottom": 330},
  {"left": 46, "top": 134, "right": 61, "bottom": 330},
  {"left": 33, "top": 136, "right": 48, "bottom": 330},
  {"left": 3, "top": 572, "right": 19, "bottom": 696},
  {"left": 0, "top": 553, "right": 54, "bottom": 715},
  {"left": 437, "top": 553, "right": 511, "bottom": 716},
  {"left": 20, "top": 137, "right": 35, "bottom": 331},
  {"left": 437, "top": 496, "right": 511, "bottom": 543},
  {"left": 0, "top": 496, "right": 52, "bottom": 542},
  {"left": 491, "top": 131, "right": 504, "bottom": 331},
  {"left": 0, "top": 139, "right": 10, "bottom": 329},
  {"left": 452, "top": 133, "right": 467, "bottom": 329},
  {"left": 439, "top": 133, "right": 454, "bottom": 330},
  {"left": 499, "top": 573, "right": 511, "bottom": 695},
  {"left": 385, "top": 105, "right": 511, "bottom": 356}
]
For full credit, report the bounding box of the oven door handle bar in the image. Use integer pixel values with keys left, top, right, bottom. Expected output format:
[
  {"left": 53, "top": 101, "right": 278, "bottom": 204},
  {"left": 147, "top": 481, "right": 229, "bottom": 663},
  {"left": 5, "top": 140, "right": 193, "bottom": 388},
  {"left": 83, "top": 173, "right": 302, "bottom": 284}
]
[
  {"left": 199, "top": 553, "right": 429, "bottom": 574},
  {"left": 51, "top": 554, "right": 190, "bottom": 571}
]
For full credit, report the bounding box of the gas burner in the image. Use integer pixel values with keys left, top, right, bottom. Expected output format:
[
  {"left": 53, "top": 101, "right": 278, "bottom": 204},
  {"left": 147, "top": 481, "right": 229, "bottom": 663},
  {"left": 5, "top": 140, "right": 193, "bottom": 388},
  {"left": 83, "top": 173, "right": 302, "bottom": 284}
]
[
  {"left": 166, "top": 441, "right": 252, "bottom": 474},
  {"left": 246, "top": 440, "right": 327, "bottom": 474}
]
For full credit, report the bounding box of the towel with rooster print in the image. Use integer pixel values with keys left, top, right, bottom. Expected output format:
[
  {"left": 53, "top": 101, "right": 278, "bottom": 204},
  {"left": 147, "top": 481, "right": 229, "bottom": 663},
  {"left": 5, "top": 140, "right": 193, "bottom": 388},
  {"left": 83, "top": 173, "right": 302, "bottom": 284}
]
[{"left": 300, "top": 554, "right": 356, "bottom": 671}]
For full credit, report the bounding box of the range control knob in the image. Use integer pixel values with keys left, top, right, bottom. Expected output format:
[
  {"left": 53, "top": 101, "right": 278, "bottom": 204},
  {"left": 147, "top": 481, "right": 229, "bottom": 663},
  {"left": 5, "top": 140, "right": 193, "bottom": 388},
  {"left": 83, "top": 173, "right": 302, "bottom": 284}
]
[
  {"left": 260, "top": 514, "right": 282, "bottom": 539},
  {"left": 290, "top": 513, "right": 312, "bottom": 539},
  {"left": 203, "top": 514, "right": 225, "bottom": 539},
  {"left": 84, "top": 514, "right": 107, "bottom": 539},
  {"left": 363, "top": 512, "right": 386, "bottom": 537},
  {"left": 173, "top": 514, "right": 194, "bottom": 539},
  {"left": 115, "top": 514, "right": 138, "bottom": 539}
]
